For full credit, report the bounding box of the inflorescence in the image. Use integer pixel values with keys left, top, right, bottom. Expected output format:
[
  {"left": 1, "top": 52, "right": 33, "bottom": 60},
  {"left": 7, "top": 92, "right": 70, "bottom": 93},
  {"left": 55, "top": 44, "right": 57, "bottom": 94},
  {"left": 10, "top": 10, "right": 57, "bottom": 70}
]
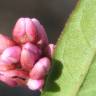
[{"left": 0, "top": 18, "right": 55, "bottom": 91}]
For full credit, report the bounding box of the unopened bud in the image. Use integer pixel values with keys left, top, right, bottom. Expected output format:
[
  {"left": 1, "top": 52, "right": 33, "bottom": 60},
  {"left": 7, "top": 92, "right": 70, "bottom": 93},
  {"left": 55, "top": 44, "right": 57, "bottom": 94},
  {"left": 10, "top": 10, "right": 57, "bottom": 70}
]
[
  {"left": 0, "top": 70, "right": 28, "bottom": 86},
  {"left": 1, "top": 46, "right": 21, "bottom": 64},
  {"left": 13, "top": 18, "right": 37, "bottom": 44},
  {"left": 0, "top": 34, "right": 15, "bottom": 54},
  {"left": 32, "top": 18, "right": 48, "bottom": 47},
  {"left": 0, "top": 17, "right": 53, "bottom": 91},
  {"left": 21, "top": 43, "right": 41, "bottom": 71},
  {"left": 44, "top": 44, "right": 55, "bottom": 58},
  {"left": 0, "top": 69, "right": 28, "bottom": 78},
  {"left": 29, "top": 57, "right": 51, "bottom": 79},
  {"left": 0, "top": 59, "right": 16, "bottom": 71},
  {"left": 26, "top": 79, "right": 44, "bottom": 90},
  {"left": 0, "top": 75, "right": 18, "bottom": 87}
]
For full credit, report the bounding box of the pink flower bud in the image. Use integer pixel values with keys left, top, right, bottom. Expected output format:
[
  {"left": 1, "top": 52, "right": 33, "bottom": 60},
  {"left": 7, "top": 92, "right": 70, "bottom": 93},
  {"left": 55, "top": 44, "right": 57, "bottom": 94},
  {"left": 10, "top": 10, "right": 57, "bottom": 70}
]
[
  {"left": 0, "top": 34, "right": 15, "bottom": 54},
  {"left": 0, "top": 17, "right": 53, "bottom": 90},
  {"left": 21, "top": 43, "right": 41, "bottom": 71},
  {"left": 29, "top": 57, "right": 51, "bottom": 80},
  {"left": 26, "top": 79, "right": 44, "bottom": 90},
  {"left": 0, "top": 70, "right": 28, "bottom": 86},
  {"left": 0, "top": 46, "right": 21, "bottom": 64},
  {"left": 0, "top": 69, "right": 28, "bottom": 79},
  {"left": 0, "top": 59, "right": 16, "bottom": 71},
  {"left": 12, "top": 18, "right": 37, "bottom": 44},
  {"left": 0, "top": 75, "right": 18, "bottom": 87},
  {"left": 31, "top": 18, "right": 48, "bottom": 47},
  {"left": 44, "top": 44, "right": 55, "bottom": 58}
]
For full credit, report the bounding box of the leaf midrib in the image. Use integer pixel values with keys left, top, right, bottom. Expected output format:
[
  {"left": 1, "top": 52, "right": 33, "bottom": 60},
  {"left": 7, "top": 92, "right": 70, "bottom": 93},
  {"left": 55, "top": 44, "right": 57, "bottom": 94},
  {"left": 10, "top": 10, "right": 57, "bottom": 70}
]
[{"left": 75, "top": 49, "right": 96, "bottom": 96}]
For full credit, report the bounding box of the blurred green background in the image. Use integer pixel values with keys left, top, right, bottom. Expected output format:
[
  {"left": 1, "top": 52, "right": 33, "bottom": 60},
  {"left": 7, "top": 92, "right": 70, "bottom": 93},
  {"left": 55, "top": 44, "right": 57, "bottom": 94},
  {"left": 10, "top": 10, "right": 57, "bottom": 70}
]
[{"left": 0, "top": 0, "right": 77, "bottom": 96}]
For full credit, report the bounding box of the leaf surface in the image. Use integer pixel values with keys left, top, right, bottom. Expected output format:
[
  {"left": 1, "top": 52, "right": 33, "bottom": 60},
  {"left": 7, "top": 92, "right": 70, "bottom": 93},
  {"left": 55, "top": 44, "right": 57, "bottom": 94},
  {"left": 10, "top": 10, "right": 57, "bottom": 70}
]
[{"left": 41, "top": 0, "right": 96, "bottom": 96}]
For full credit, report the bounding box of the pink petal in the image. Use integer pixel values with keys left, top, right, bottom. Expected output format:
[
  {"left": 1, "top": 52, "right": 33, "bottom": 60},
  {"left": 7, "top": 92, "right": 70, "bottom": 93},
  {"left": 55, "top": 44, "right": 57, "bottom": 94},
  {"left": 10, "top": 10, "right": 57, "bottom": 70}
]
[
  {"left": 0, "top": 34, "right": 15, "bottom": 54},
  {"left": 26, "top": 79, "right": 44, "bottom": 90},
  {"left": 13, "top": 18, "right": 37, "bottom": 44},
  {"left": 0, "top": 69, "right": 28, "bottom": 79},
  {"left": 1, "top": 46, "right": 21, "bottom": 64},
  {"left": 0, "top": 75, "right": 17, "bottom": 87},
  {"left": 21, "top": 43, "right": 41, "bottom": 71},
  {"left": 32, "top": 18, "right": 48, "bottom": 47},
  {"left": 30, "top": 57, "right": 51, "bottom": 79},
  {"left": 0, "top": 69, "right": 28, "bottom": 86},
  {"left": 25, "top": 18, "right": 37, "bottom": 43},
  {"left": 12, "top": 18, "right": 25, "bottom": 43},
  {"left": 44, "top": 44, "right": 55, "bottom": 58},
  {"left": 0, "top": 59, "right": 16, "bottom": 71}
]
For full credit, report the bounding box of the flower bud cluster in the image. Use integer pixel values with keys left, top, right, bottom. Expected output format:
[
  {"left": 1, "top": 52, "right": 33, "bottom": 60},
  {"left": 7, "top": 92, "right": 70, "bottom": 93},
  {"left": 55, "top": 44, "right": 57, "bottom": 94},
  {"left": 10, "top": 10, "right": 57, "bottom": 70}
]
[{"left": 0, "top": 18, "right": 55, "bottom": 90}]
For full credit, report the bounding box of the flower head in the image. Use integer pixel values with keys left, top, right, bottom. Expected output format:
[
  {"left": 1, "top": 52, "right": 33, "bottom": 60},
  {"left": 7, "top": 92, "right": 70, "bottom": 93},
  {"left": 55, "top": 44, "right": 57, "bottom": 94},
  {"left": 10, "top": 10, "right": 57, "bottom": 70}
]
[{"left": 0, "top": 17, "right": 55, "bottom": 91}]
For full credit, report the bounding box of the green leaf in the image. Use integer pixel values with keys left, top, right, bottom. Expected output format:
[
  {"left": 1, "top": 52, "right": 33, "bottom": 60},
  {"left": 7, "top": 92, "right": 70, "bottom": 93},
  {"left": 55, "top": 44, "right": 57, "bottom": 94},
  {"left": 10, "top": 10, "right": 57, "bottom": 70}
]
[{"left": 41, "top": 0, "right": 96, "bottom": 96}]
